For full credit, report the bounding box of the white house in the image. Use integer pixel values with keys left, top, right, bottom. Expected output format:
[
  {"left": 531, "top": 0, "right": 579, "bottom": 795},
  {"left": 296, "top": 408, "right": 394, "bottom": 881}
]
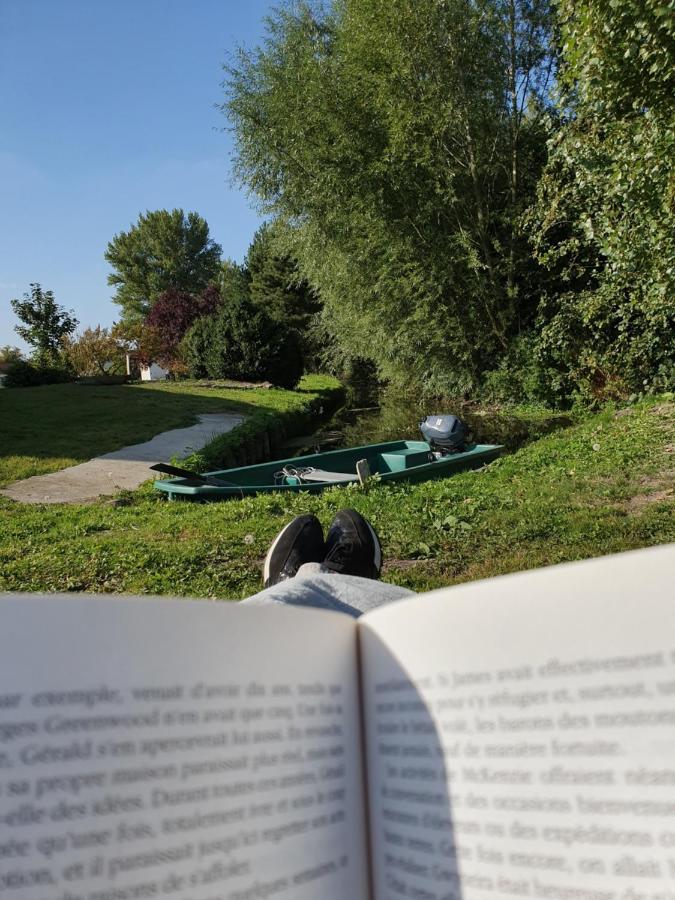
[
  {"left": 139, "top": 362, "right": 169, "bottom": 381},
  {"left": 125, "top": 354, "right": 169, "bottom": 381}
]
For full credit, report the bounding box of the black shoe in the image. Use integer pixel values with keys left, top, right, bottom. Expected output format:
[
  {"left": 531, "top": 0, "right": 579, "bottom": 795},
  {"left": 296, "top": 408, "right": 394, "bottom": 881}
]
[
  {"left": 263, "top": 514, "right": 325, "bottom": 587},
  {"left": 323, "top": 509, "right": 382, "bottom": 580}
]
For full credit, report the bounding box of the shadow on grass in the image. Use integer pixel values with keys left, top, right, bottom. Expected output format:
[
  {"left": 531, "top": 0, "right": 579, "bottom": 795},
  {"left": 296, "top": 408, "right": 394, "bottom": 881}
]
[{"left": 0, "top": 378, "right": 341, "bottom": 470}]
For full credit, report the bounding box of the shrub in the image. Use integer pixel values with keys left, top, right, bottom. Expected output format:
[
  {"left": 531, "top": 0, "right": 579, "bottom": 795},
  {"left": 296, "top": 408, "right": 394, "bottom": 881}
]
[
  {"left": 144, "top": 286, "right": 222, "bottom": 367},
  {"left": 481, "top": 335, "right": 554, "bottom": 406},
  {"left": 179, "top": 317, "right": 211, "bottom": 379},
  {"left": 61, "top": 326, "right": 126, "bottom": 377},
  {"left": 3, "top": 360, "right": 71, "bottom": 388},
  {"left": 181, "top": 297, "right": 303, "bottom": 389},
  {"left": 0, "top": 346, "right": 23, "bottom": 364}
]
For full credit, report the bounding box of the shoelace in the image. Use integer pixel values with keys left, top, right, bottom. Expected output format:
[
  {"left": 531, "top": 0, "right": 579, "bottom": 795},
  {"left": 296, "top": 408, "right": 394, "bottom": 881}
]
[{"left": 324, "top": 540, "right": 354, "bottom": 568}]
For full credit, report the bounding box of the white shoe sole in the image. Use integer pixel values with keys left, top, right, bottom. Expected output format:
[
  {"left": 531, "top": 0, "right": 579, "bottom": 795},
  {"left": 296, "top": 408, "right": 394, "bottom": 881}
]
[
  {"left": 263, "top": 519, "right": 298, "bottom": 586},
  {"left": 365, "top": 518, "right": 382, "bottom": 573}
]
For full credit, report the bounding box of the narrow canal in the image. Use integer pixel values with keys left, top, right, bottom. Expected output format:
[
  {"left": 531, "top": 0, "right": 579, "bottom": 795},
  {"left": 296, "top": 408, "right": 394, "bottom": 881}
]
[{"left": 280, "top": 385, "right": 573, "bottom": 458}]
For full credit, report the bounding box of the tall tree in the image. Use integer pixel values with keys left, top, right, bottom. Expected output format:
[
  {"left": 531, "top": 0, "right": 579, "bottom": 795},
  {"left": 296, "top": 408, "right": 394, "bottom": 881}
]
[
  {"left": 224, "top": 0, "right": 553, "bottom": 392},
  {"left": 246, "top": 223, "right": 321, "bottom": 329},
  {"left": 220, "top": 258, "right": 251, "bottom": 305},
  {"left": 11, "top": 284, "right": 78, "bottom": 365},
  {"left": 105, "top": 209, "right": 222, "bottom": 322}
]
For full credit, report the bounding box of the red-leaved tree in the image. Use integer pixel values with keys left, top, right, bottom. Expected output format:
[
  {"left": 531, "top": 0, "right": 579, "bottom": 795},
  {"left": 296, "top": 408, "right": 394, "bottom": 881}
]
[{"left": 144, "top": 287, "right": 221, "bottom": 366}]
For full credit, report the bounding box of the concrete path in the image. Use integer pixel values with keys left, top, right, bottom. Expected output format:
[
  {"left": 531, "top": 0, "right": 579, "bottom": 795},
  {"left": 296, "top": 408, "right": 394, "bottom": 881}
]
[{"left": 1, "top": 412, "right": 244, "bottom": 504}]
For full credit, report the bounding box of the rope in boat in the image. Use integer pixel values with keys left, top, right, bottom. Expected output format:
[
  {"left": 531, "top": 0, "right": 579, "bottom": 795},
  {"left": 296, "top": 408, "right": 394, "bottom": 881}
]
[{"left": 274, "top": 465, "right": 317, "bottom": 485}]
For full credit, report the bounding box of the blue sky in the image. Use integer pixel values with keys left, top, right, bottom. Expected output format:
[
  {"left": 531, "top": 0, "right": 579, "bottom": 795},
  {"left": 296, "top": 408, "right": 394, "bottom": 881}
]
[{"left": 0, "top": 0, "right": 271, "bottom": 350}]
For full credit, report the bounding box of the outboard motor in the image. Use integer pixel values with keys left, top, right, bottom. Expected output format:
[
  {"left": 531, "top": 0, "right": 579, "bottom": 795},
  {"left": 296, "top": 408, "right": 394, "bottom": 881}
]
[{"left": 419, "top": 415, "right": 469, "bottom": 454}]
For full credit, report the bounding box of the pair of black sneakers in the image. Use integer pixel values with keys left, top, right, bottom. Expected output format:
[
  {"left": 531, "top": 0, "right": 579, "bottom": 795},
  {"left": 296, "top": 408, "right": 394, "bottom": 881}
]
[{"left": 263, "top": 509, "right": 382, "bottom": 588}]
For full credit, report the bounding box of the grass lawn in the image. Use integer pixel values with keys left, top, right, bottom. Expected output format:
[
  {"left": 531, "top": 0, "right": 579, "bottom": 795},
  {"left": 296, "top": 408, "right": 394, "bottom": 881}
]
[
  {"left": 0, "top": 395, "right": 672, "bottom": 597},
  {"left": 0, "top": 375, "right": 340, "bottom": 487}
]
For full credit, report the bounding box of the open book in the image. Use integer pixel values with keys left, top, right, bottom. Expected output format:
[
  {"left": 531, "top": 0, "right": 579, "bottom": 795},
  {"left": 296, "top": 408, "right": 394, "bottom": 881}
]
[{"left": 1, "top": 543, "right": 674, "bottom": 900}]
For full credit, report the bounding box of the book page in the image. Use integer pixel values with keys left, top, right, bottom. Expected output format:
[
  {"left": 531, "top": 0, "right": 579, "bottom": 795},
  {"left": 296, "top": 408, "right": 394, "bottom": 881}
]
[
  {"left": 359, "top": 544, "right": 675, "bottom": 900},
  {"left": 0, "top": 595, "right": 369, "bottom": 900}
]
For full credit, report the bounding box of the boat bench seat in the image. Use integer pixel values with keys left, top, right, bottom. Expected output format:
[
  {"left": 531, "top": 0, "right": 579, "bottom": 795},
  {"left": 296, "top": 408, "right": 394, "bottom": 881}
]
[{"left": 372, "top": 449, "right": 431, "bottom": 473}]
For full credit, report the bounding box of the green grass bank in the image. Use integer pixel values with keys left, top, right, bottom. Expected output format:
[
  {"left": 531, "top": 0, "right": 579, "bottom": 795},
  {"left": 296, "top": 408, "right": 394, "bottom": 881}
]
[
  {"left": 0, "top": 375, "right": 342, "bottom": 487},
  {"left": 1, "top": 396, "right": 672, "bottom": 597}
]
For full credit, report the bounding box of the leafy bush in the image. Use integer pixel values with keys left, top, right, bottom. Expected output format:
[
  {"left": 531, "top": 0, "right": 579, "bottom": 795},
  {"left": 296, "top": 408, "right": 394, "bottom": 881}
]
[
  {"left": 61, "top": 326, "right": 126, "bottom": 376},
  {"left": 181, "top": 296, "right": 303, "bottom": 389},
  {"left": 481, "top": 336, "right": 553, "bottom": 405},
  {"left": 523, "top": 0, "right": 675, "bottom": 405},
  {"left": 0, "top": 346, "right": 23, "bottom": 364},
  {"left": 3, "top": 360, "right": 72, "bottom": 388},
  {"left": 528, "top": 115, "right": 675, "bottom": 405}
]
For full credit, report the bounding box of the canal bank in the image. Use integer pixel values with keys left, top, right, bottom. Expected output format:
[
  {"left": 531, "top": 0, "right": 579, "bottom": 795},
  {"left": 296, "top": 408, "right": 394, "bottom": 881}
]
[{"left": 1, "top": 397, "right": 671, "bottom": 597}]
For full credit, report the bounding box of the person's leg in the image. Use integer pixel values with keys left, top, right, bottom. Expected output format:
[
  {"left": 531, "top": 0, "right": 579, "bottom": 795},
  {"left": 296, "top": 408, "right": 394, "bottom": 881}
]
[
  {"left": 242, "top": 509, "right": 416, "bottom": 617},
  {"left": 242, "top": 562, "right": 414, "bottom": 617}
]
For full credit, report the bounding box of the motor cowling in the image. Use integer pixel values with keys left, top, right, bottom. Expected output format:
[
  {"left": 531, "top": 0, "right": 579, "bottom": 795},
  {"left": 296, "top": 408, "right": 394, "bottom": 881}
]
[{"left": 419, "top": 415, "right": 469, "bottom": 453}]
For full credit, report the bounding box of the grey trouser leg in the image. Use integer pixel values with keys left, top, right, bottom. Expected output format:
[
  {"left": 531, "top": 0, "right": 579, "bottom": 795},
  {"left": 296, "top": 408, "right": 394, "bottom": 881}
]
[{"left": 240, "top": 563, "right": 415, "bottom": 618}]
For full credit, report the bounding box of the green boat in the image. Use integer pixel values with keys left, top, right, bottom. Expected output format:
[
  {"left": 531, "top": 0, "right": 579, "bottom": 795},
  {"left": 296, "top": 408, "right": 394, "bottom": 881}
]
[{"left": 153, "top": 439, "right": 503, "bottom": 501}]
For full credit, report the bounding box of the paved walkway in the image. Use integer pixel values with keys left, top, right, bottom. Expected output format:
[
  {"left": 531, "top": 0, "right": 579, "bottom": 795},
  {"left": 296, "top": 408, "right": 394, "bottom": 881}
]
[{"left": 1, "top": 413, "right": 244, "bottom": 504}]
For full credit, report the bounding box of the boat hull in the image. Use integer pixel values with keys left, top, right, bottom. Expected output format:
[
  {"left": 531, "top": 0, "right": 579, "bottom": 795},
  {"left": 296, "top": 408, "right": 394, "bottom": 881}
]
[{"left": 153, "top": 440, "right": 502, "bottom": 501}]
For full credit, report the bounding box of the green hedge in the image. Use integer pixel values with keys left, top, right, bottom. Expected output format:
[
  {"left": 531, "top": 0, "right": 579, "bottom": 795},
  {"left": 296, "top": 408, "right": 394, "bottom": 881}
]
[{"left": 181, "top": 380, "right": 345, "bottom": 473}]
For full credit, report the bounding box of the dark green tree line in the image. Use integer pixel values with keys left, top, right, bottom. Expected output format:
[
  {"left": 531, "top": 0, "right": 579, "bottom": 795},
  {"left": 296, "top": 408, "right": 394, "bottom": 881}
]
[{"left": 246, "top": 222, "right": 321, "bottom": 330}]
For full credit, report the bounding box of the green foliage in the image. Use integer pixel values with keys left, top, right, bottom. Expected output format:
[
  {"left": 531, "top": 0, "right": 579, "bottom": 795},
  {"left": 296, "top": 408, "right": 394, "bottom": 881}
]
[
  {"left": 62, "top": 326, "right": 126, "bottom": 376},
  {"left": 10, "top": 283, "right": 78, "bottom": 366},
  {"left": 1, "top": 398, "right": 672, "bottom": 596},
  {"left": 525, "top": 0, "right": 675, "bottom": 403},
  {"left": 0, "top": 346, "right": 23, "bottom": 364},
  {"left": 181, "top": 296, "right": 304, "bottom": 389},
  {"left": 529, "top": 116, "right": 675, "bottom": 403},
  {"left": 219, "top": 228, "right": 323, "bottom": 372},
  {"left": 105, "top": 209, "right": 222, "bottom": 321},
  {"left": 246, "top": 222, "right": 323, "bottom": 369},
  {"left": 220, "top": 259, "right": 251, "bottom": 305},
  {"left": 558, "top": 0, "right": 675, "bottom": 119},
  {"left": 246, "top": 223, "right": 321, "bottom": 328},
  {"left": 3, "top": 360, "right": 72, "bottom": 389},
  {"left": 481, "top": 334, "right": 550, "bottom": 403},
  {"left": 224, "top": 0, "right": 554, "bottom": 392}
]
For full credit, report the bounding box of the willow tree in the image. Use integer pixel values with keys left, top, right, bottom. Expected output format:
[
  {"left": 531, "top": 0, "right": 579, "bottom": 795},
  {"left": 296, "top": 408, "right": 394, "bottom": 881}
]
[{"left": 224, "top": 0, "right": 553, "bottom": 392}]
